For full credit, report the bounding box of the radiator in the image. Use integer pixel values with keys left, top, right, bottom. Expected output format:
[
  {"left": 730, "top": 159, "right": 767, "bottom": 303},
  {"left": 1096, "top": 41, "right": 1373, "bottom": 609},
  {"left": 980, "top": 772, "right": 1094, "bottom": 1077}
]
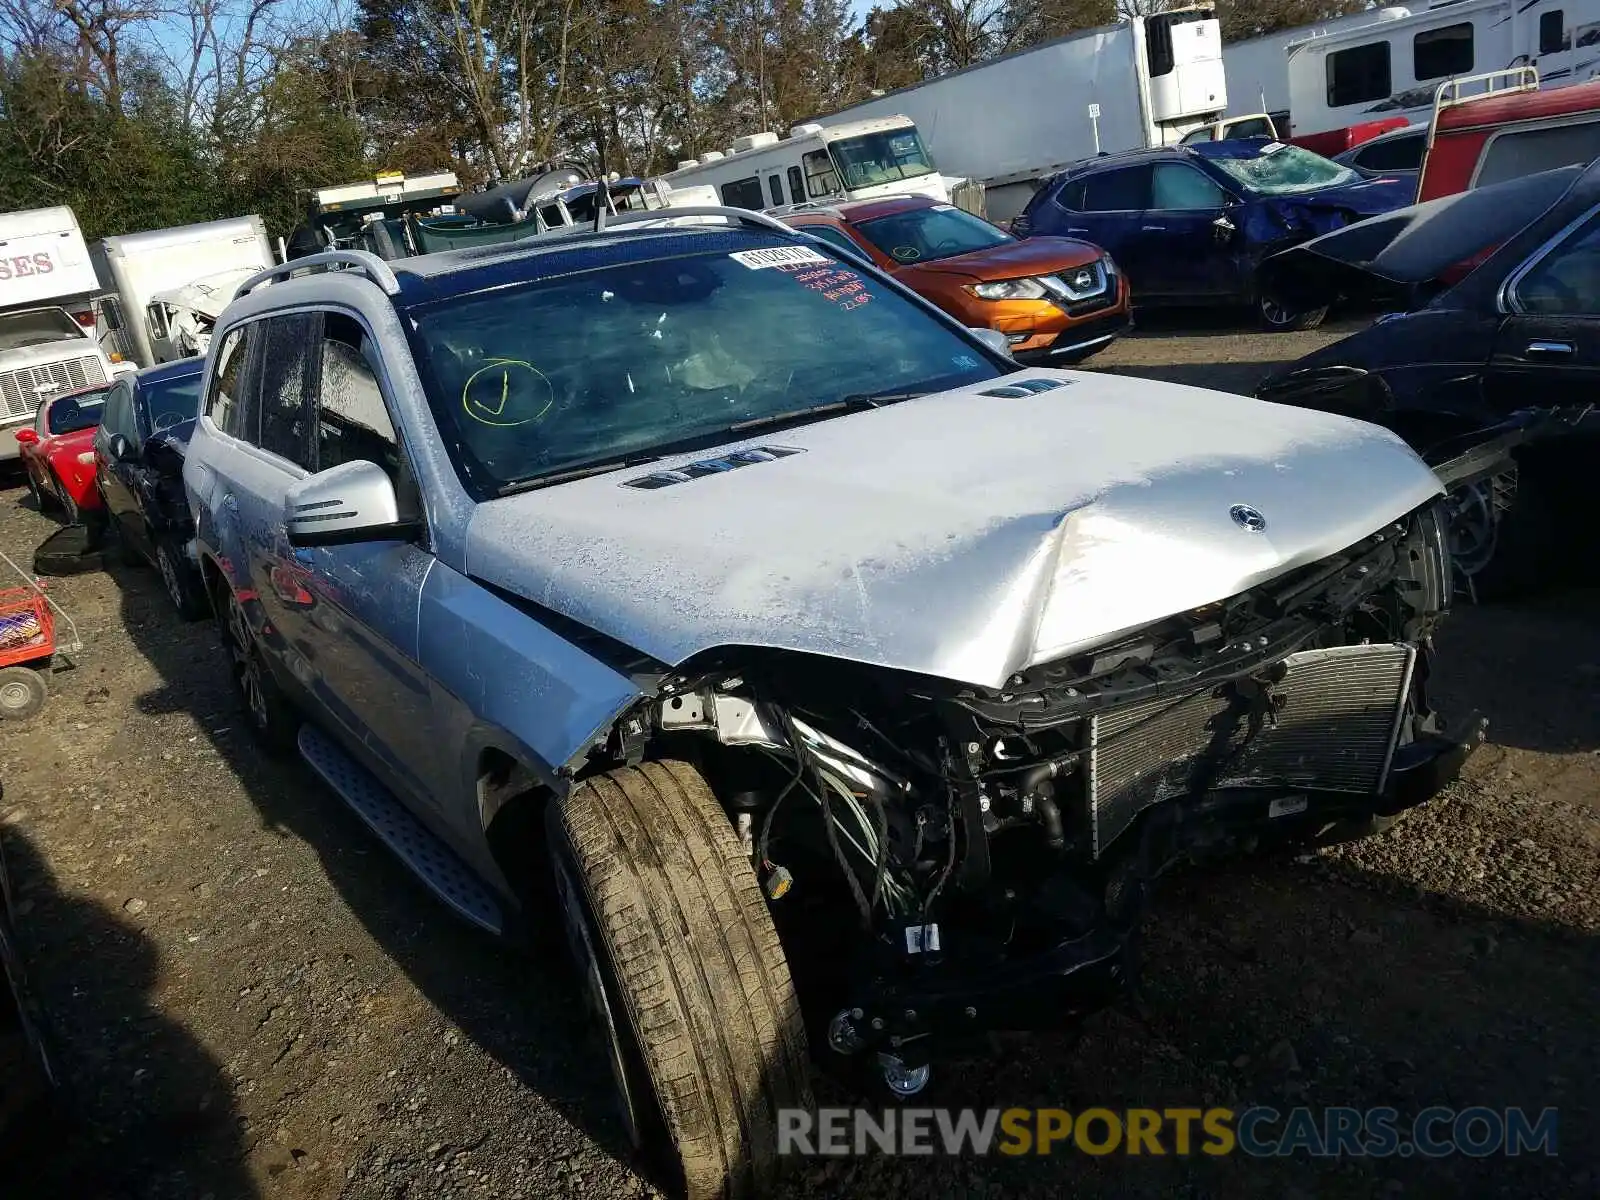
[
  {"left": 0, "top": 356, "right": 106, "bottom": 421},
  {"left": 1085, "top": 643, "right": 1415, "bottom": 856}
]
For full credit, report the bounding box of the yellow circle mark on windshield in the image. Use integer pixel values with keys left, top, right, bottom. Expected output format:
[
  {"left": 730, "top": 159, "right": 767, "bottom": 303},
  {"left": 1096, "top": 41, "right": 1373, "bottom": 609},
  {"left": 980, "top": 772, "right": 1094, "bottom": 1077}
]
[{"left": 462, "top": 358, "right": 554, "bottom": 428}]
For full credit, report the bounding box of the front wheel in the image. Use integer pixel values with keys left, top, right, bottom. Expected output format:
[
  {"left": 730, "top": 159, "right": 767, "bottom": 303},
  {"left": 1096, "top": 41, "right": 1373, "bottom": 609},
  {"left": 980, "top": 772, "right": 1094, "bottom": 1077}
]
[
  {"left": 547, "top": 761, "right": 811, "bottom": 1200},
  {"left": 1258, "top": 294, "right": 1328, "bottom": 332}
]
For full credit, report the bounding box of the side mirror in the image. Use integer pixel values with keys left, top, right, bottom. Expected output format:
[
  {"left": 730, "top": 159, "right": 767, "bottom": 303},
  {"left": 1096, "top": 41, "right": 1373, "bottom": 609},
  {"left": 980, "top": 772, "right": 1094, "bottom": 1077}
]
[
  {"left": 108, "top": 433, "right": 133, "bottom": 461},
  {"left": 285, "top": 459, "right": 418, "bottom": 548},
  {"left": 13, "top": 428, "right": 38, "bottom": 446},
  {"left": 967, "top": 327, "right": 1015, "bottom": 359},
  {"left": 1212, "top": 214, "right": 1237, "bottom": 243}
]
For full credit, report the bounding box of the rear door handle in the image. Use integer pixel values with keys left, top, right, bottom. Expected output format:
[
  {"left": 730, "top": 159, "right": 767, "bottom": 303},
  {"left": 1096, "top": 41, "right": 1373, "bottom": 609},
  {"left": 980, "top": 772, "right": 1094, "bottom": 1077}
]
[
  {"left": 1141, "top": 225, "right": 1166, "bottom": 231},
  {"left": 1526, "top": 340, "right": 1575, "bottom": 357},
  {"left": 1067, "top": 227, "right": 1090, "bottom": 234}
]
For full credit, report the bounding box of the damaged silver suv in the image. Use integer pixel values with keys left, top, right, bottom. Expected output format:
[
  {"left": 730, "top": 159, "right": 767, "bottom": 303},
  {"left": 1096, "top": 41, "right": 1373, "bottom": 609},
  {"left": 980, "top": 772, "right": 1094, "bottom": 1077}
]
[{"left": 184, "top": 210, "right": 1481, "bottom": 1198}]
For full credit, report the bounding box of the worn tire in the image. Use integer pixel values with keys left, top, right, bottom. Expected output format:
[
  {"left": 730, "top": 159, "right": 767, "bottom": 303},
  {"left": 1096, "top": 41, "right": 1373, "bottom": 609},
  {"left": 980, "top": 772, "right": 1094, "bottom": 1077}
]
[
  {"left": 547, "top": 760, "right": 811, "bottom": 1200},
  {"left": 219, "top": 587, "right": 299, "bottom": 756},
  {"left": 0, "top": 668, "right": 47, "bottom": 721}
]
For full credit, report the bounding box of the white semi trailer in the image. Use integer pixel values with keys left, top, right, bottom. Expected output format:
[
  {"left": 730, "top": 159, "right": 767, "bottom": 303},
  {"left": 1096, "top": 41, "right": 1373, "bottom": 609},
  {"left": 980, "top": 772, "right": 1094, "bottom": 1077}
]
[{"left": 806, "top": 6, "right": 1230, "bottom": 222}]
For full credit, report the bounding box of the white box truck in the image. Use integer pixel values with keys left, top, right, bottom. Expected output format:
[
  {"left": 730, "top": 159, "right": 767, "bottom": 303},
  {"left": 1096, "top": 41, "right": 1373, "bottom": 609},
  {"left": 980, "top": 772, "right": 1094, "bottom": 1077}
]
[
  {"left": 805, "top": 6, "right": 1229, "bottom": 222},
  {"left": 93, "top": 216, "right": 274, "bottom": 366},
  {"left": 0, "top": 206, "right": 123, "bottom": 461}
]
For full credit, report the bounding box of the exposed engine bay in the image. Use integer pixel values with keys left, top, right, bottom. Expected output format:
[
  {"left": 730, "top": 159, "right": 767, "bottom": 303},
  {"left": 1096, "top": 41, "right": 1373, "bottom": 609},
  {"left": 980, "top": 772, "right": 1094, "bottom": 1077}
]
[{"left": 584, "top": 498, "right": 1482, "bottom": 1093}]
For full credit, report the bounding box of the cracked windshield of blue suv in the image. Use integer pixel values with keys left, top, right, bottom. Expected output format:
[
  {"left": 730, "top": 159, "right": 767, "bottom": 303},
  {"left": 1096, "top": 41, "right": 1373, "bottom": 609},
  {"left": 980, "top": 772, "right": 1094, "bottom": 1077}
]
[{"left": 406, "top": 238, "right": 1004, "bottom": 495}]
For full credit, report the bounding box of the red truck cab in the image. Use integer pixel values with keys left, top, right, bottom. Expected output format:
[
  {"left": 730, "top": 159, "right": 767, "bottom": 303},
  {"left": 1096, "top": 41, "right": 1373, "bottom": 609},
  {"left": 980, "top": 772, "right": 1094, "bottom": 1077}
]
[{"left": 1418, "top": 75, "right": 1600, "bottom": 202}]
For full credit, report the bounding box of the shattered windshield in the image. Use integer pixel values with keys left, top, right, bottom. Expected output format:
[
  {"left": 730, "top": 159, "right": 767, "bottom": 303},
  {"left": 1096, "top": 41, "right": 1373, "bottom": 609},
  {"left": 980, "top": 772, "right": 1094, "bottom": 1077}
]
[
  {"left": 1209, "top": 143, "right": 1360, "bottom": 196},
  {"left": 829, "top": 129, "right": 937, "bottom": 190},
  {"left": 407, "top": 242, "right": 1000, "bottom": 495}
]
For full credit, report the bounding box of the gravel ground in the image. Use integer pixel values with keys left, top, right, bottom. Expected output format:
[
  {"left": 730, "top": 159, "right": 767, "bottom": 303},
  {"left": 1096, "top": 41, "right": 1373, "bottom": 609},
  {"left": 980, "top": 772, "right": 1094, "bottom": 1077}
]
[{"left": 2, "top": 314, "right": 1597, "bottom": 1199}]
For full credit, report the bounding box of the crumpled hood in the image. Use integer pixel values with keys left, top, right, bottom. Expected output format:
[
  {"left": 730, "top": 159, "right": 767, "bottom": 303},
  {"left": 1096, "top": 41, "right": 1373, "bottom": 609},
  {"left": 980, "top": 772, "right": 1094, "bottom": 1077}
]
[
  {"left": 464, "top": 370, "right": 1444, "bottom": 689},
  {"left": 1258, "top": 165, "right": 1581, "bottom": 309}
]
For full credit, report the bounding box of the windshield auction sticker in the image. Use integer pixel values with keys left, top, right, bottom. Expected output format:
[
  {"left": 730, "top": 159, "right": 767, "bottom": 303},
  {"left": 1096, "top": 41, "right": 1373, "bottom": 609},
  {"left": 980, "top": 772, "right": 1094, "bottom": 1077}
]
[{"left": 729, "top": 246, "right": 831, "bottom": 269}]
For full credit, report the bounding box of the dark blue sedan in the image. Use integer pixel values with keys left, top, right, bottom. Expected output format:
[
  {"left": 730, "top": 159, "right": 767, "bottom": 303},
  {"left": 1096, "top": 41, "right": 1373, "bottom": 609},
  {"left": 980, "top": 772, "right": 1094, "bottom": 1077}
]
[{"left": 1013, "top": 140, "right": 1416, "bottom": 330}]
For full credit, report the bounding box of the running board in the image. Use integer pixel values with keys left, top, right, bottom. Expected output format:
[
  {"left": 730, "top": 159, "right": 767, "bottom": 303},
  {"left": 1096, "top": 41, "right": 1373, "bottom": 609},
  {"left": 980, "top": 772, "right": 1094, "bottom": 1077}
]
[{"left": 297, "top": 724, "right": 503, "bottom": 935}]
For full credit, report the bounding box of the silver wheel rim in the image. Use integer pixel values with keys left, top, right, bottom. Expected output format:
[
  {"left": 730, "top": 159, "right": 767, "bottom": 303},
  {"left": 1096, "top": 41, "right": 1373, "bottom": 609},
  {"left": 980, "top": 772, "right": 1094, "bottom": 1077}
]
[
  {"left": 552, "top": 845, "right": 645, "bottom": 1149},
  {"left": 227, "top": 598, "right": 268, "bottom": 729},
  {"left": 1261, "top": 297, "right": 1295, "bottom": 326},
  {"left": 159, "top": 549, "right": 183, "bottom": 609},
  {"left": 1446, "top": 480, "right": 1500, "bottom": 579},
  {"left": 0, "top": 679, "right": 33, "bottom": 711}
]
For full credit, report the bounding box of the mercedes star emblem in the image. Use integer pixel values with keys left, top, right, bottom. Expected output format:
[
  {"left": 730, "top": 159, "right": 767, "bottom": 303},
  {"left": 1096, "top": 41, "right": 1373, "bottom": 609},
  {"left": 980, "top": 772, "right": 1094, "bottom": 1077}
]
[{"left": 1230, "top": 504, "right": 1267, "bottom": 533}]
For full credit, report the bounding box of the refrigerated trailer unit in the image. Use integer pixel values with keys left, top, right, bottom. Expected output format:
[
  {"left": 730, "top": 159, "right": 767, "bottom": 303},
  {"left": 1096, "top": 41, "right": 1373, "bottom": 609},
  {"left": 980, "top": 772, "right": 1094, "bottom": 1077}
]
[
  {"left": 92, "top": 216, "right": 274, "bottom": 366},
  {"left": 803, "top": 7, "right": 1229, "bottom": 223}
]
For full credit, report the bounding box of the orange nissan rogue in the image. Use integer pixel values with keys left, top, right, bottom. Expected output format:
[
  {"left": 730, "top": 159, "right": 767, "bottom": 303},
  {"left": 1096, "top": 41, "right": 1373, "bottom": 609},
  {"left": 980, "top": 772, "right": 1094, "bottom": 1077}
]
[{"left": 780, "top": 195, "right": 1130, "bottom": 363}]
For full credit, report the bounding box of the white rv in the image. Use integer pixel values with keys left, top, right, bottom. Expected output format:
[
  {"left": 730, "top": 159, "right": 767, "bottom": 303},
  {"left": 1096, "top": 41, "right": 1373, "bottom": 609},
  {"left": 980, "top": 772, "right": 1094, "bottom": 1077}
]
[
  {"left": 0, "top": 206, "right": 123, "bottom": 460},
  {"left": 794, "top": 7, "right": 1229, "bottom": 222},
  {"left": 93, "top": 216, "right": 274, "bottom": 367},
  {"left": 659, "top": 116, "right": 951, "bottom": 213},
  {"left": 1224, "top": 7, "right": 1397, "bottom": 119},
  {"left": 1282, "top": 0, "right": 1596, "bottom": 138}
]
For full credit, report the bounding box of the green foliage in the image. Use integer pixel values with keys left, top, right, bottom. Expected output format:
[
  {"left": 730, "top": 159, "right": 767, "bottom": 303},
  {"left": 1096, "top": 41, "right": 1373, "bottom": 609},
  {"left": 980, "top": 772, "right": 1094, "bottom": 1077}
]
[{"left": 0, "top": 0, "right": 1368, "bottom": 242}]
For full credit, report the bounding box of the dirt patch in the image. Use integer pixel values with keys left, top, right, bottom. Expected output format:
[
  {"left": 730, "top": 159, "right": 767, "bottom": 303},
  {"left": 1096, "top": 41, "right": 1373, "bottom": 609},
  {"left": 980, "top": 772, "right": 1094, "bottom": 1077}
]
[{"left": 1, "top": 321, "right": 1595, "bottom": 1198}]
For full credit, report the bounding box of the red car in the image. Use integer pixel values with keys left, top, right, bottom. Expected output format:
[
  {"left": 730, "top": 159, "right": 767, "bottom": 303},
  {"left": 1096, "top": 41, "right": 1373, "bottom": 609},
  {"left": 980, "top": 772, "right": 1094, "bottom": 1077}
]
[{"left": 13, "top": 384, "right": 111, "bottom": 523}]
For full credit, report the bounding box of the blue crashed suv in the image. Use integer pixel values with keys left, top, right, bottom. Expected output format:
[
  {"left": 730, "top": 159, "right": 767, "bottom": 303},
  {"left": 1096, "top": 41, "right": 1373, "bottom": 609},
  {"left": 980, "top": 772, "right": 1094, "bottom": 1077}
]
[
  {"left": 182, "top": 207, "right": 1476, "bottom": 1197},
  {"left": 1013, "top": 140, "right": 1415, "bottom": 330}
]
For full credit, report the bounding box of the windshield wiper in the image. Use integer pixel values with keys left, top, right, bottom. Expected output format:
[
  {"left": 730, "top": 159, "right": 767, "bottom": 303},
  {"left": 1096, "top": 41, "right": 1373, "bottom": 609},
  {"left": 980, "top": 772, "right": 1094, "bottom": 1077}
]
[
  {"left": 726, "top": 390, "right": 926, "bottom": 435},
  {"left": 496, "top": 453, "right": 662, "bottom": 495}
]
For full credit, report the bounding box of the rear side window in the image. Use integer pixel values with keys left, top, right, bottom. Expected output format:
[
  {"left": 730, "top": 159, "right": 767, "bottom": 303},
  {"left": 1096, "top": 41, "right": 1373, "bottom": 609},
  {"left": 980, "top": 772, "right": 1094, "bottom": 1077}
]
[
  {"left": 1540, "top": 11, "right": 1568, "bottom": 54},
  {"left": 1477, "top": 120, "right": 1600, "bottom": 188},
  {"left": 205, "top": 325, "right": 256, "bottom": 441},
  {"left": 315, "top": 313, "right": 401, "bottom": 478},
  {"left": 1051, "top": 179, "right": 1087, "bottom": 211},
  {"left": 1355, "top": 132, "right": 1425, "bottom": 171},
  {"left": 254, "top": 312, "right": 320, "bottom": 470},
  {"left": 1080, "top": 166, "right": 1152, "bottom": 212},
  {"left": 720, "top": 177, "right": 764, "bottom": 210},
  {"left": 1414, "top": 23, "right": 1473, "bottom": 82},
  {"left": 1327, "top": 42, "right": 1391, "bottom": 108}
]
